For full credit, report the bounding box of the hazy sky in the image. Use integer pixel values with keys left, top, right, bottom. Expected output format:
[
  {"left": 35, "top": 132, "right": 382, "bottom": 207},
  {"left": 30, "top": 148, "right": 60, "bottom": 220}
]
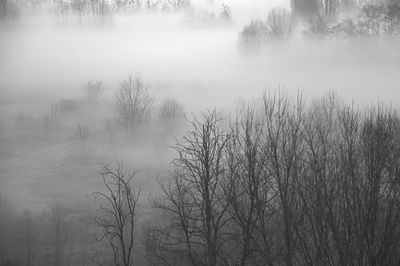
[{"left": 0, "top": 0, "right": 399, "bottom": 115}]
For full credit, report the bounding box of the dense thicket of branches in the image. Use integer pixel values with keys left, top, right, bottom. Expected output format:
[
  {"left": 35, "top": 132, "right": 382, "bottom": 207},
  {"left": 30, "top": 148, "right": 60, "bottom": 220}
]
[
  {"left": 147, "top": 111, "right": 230, "bottom": 266},
  {"left": 147, "top": 92, "right": 400, "bottom": 266}
]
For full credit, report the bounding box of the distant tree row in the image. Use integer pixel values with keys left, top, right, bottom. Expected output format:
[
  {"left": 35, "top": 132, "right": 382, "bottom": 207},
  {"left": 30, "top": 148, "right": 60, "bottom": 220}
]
[
  {"left": 1, "top": 0, "right": 233, "bottom": 25},
  {"left": 240, "top": 0, "right": 400, "bottom": 49},
  {"left": 51, "top": 0, "right": 192, "bottom": 20}
]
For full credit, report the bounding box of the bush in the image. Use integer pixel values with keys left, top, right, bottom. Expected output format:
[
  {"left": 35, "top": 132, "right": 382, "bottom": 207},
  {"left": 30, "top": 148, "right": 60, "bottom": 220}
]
[
  {"left": 219, "top": 4, "right": 232, "bottom": 21},
  {"left": 158, "top": 98, "right": 185, "bottom": 131},
  {"left": 82, "top": 80, "right": 105, "bottom": 104},
  {"left": 59, "top": 99, "right": 80, "bottom": 114}
]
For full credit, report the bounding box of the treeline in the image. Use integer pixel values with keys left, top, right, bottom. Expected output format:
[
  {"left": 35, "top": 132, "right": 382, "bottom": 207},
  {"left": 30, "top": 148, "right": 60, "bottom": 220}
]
[
  {"left": 146, "top": 92, "right": 400, "bottom": 265},
  {"left": 240, "top": 0, "right": 400, "bottom": 48},
  {"left": 2, "top": 90, "right": 400, "bottom": 266},
  {"left": 50, "top": 0, "right": 231, "bottom": 24},
  {"left": 1, "top": 0, "right": 232, "bottom": 24}
]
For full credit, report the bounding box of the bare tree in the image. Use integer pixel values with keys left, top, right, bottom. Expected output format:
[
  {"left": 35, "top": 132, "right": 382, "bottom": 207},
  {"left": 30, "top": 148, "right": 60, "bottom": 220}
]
[
  {"left": 75, "top": 123, "right": 90, "bottom": 144},
  {"left": 225, "top": 101, "right": 277, "bottom": 266},
  {"left": 263, "top": 91, "right": 305, "bottom": 266},
  {"left": 21, "top": 210, "right": 38, "bottom": 266},
  {"left": 93, "top": 161, "right": 141, "bottom": 266},
  {"left": 115, "top": 74, "right": 154, "bottom": 132},
  {"left": 337, "top": 105, "right": 400, "bottom": 265},
  {"left": 149, "top": 111, "right": 231, "bottom": 266},
  {"left": 295, "top": 93, "right": 342, "bottom": 265},
  {"left": 48, "top": 205, "right": 69, "bottom": 266}
]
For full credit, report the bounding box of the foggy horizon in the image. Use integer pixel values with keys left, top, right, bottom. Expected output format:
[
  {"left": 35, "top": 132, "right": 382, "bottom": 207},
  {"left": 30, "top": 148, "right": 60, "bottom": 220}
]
[{"left": 1, "top": 0, "right": 400, "bottom": 265}]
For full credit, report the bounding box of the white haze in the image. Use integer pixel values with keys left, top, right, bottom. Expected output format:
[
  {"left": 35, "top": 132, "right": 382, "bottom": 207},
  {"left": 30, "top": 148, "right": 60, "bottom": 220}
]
[{"left": 1, "top": 0, "right": 400, "bottom": 210}]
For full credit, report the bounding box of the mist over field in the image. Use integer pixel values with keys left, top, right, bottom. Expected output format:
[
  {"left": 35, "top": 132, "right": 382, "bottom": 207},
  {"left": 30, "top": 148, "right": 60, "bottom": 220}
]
[{"left": 1, "top": 0, "right": 400, "bottom": 265}]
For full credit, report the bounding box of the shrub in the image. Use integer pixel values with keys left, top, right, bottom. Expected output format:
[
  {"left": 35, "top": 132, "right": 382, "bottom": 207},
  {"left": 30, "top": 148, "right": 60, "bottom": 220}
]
[
  {"left": 219, "top": 4, "right": 232, "bottom": 21},
  {"left": 74, "top": 123, "right": 89, "bottom": 143},
  {"left": 59, "top": 99, "right": 80, "bottom": 114},
  {"left": 158, "top": 98, "right": 185, "bottom": 132},
  {"left": 82, "top": 80, "right": 105, "bottom": 104}
]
